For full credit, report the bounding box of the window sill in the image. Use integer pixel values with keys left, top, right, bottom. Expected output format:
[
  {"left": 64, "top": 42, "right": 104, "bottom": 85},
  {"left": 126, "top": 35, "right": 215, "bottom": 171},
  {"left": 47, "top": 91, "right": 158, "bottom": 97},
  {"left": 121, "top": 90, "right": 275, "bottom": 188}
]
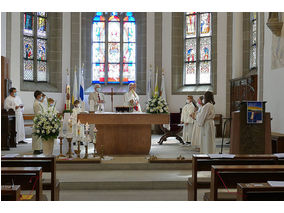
[
  {"left": 20, "top": 81, "right": 60, "bottom": 93},
  {"left": 173, "top": 85, "right": 214, "bottom": 95}
]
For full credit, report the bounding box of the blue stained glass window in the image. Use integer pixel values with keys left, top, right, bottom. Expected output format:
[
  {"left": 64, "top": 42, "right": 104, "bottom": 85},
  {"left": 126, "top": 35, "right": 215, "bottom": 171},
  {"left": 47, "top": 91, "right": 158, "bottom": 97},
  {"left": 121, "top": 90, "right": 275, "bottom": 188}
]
[
  {"left": 91, "top": 12, "right": 136, "bottom": 84},
  {"left": 92, "top": 12, "right": 106, "bottom": 84}
]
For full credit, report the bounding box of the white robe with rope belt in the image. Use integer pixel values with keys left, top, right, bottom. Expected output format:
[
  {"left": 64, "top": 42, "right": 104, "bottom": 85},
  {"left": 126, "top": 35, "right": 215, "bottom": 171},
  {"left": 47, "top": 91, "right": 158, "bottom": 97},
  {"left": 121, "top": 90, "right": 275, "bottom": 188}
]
[
  {"left": 4, "top": 95, "right": 25, "bottom": 143},
  {"left": 181, "top": 102, "right": 195, "bottom": 142},
  {"left": 196, "top": 102, "right": 216, "bottom": 154}
]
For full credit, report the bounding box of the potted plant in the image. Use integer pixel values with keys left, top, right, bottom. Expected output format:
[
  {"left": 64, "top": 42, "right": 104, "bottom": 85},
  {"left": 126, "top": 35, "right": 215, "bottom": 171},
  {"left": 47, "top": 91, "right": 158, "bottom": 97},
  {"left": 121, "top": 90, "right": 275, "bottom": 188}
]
[{"left": 33, "top": 105, "right": 62, "bottom": 155}]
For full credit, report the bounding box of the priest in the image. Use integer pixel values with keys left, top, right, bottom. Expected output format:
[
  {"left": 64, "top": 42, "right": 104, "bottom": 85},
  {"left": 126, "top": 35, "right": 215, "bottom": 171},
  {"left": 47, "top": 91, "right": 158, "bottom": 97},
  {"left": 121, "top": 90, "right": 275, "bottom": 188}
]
[
  {"left": 88, "top": 84, "right": 105, "bottom": 112},
  {"left": 124, "top": 83, "right": 141, "bottom": 112},
  {"left": 4, "top": 87, "right": 26, "bottom": 144}
]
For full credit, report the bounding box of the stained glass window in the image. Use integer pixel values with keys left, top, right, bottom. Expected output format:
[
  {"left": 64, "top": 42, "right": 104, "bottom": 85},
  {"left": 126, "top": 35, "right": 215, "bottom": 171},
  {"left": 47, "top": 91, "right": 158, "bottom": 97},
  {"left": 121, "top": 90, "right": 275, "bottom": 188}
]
[
  {"left": 23, "top": 12, "right": 48, "bottom": 82},
  {"left": 184, "top": 12, "right": 212, "bottom": 85},
  {"left": 250, "top": 12, "right": 257, "bottom": 70},
  {"left": 92, "top": 12, "right": 106, "bottom": 84},
  {"left": 92, "top": 12, "right": 136, "bottom": 84}
]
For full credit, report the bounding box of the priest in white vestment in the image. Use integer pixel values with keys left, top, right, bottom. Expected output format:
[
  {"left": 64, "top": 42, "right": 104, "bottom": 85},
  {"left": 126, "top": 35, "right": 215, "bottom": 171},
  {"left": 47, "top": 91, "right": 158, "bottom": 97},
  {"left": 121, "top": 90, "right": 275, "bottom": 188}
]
[
  {"left": 181, "top": 96, "right": 196, "bottom": 143},
  {"left": 4, "top": 87, "right": 26, "bottom": 144},
  {"left": 88, "top": 84, "right": 105, "bottom": 112},
  {"left": 32, "top": 90, "right": 44, "bottom": 154},
  {"left": 191, "top": 96, "right": 204, "bottom": 150},
  {"left": 196, "top": 91, "right": 216, "bottom": 154},
  {"left": 124, "top": 83, "right": 141, "bottom": 112}
]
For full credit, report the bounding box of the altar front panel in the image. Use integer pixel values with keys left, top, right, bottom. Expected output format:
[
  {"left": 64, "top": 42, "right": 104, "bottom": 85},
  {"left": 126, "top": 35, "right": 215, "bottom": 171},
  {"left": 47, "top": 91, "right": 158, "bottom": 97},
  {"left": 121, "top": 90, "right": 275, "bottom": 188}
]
[{"left": 77, "top": 113, "right": 169, "bottom": 155}]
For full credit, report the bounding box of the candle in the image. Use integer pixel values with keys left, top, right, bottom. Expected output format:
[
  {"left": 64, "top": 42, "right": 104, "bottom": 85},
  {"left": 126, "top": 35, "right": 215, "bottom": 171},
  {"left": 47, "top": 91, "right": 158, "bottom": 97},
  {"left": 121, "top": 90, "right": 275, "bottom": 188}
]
[
  {"left": 59, "top": 118, "right": 64, "bottom": 137},
  {"left": 86, "top": 122, "right": 89, "bottom": 131}
]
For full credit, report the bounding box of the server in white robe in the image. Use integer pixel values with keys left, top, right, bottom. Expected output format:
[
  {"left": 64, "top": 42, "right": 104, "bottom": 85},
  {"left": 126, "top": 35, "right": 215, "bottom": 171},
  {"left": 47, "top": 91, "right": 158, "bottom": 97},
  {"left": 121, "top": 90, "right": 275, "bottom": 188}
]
[
  {"left": 88, "top": 84, "right": 105, "bottom": 112},
  {"left": 32, "top": 90, "right": 44, "bottom": 154},
  {"left": 124, "top": 83, "right": 141, "bottom": 112},
  {"left": 181, "top": 96, "right": 196, "bottom": 143},
  {"left": 196, "top": 91, "right": 216, "bottom": 154},
  {"left": 191, "top": 96, "right": 204, "bottom": 149},
  {"left": 4, "top": 87, "right": 26, "bottom": 144}
]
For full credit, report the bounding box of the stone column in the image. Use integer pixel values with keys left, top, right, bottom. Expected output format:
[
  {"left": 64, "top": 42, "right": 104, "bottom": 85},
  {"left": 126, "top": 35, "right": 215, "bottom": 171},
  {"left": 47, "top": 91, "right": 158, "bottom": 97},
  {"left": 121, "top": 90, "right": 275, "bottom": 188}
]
[{"left": 232, "top": 12, "right": 243, "bottom": 79}]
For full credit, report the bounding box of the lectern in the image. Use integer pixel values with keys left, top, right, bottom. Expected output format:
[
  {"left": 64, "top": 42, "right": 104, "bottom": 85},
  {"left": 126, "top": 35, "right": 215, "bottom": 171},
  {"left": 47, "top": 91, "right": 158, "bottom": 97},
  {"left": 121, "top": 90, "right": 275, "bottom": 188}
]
[{"left": 230, "top": 101, "right": 272, "bottom": 154}]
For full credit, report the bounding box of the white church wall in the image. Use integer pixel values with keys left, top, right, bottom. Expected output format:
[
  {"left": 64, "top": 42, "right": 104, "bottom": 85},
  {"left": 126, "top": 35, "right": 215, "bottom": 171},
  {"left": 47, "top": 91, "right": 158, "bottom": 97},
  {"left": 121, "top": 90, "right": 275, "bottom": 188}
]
[{"left": 263, "top": 12, "right": 284, "bottom": 134}]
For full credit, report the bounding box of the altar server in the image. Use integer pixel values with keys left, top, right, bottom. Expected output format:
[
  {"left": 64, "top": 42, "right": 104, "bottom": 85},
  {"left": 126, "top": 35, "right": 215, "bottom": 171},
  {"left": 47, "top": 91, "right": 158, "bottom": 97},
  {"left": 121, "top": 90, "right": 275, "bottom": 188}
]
[
  {"left": 88, "top": 84, "right": 105, "bottom": 112},
  {"left": 124, "top": 83, "right": 141, "bottom": 112},
  {"left": 181, "top": 96, "right": 196, "bottom": 144},
  {"left": 190, "top": 96, "right": 204, "bottom": 150},
  {"left": 32, "top": 90, "right": 44, "bottom": 154},
  {"left": 4, "top": 87, "right": 26, "bottom": 144},
  {"left": 196, "top": 91, "right": 216, "bottom": 154}
]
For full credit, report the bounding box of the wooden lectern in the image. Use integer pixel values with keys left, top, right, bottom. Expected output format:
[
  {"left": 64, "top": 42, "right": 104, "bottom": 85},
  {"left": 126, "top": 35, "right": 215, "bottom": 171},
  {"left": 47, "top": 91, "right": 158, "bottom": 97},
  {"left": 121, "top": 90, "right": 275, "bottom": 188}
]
[{"left": 230, "top": 101, "right": 272, "bottom": 154}]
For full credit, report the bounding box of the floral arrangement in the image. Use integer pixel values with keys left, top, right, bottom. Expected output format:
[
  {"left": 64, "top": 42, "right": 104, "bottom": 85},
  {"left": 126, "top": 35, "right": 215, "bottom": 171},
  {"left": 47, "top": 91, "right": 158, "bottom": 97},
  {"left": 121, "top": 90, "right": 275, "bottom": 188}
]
[
  {"left": 33, "top": 105, "right": 62, "bottom": 141},
  {"left": 146, "top": 96, "right": 169, "bottom": 113}
]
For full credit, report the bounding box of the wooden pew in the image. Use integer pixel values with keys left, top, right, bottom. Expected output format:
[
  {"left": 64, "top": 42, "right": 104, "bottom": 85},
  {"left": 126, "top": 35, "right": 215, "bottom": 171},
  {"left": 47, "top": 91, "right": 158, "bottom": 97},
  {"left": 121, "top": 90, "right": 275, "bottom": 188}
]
[
  {"left": 1, "top": 155, "right": 59, "bottom": 201},
  {"left": 1, "top": 185, "right": 21, "bottom": 201},
  {"left": 209, "top": 165, "right": 284, "bottom": 201},
  {"left": 188, "top": 154, "right": 283, "bottom": 201},
  {"left": 1, "top": 167, "right": 43, "bottom": 201},
  {"left": 236, "top": 182, "right": 284, "bottom": 201}
]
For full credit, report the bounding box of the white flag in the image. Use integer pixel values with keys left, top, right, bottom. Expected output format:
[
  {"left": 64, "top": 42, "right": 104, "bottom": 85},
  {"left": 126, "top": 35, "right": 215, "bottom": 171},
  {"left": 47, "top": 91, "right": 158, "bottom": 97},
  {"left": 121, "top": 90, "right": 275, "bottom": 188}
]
[
  {"left": 147, "top": 65, "right": 153, "bottom": 101},
  {"left": 161, "top": 69, "right": 167, "bottom": 103},
  {"left": 72, "top": 66, "right": 78, "bottom": 105}
]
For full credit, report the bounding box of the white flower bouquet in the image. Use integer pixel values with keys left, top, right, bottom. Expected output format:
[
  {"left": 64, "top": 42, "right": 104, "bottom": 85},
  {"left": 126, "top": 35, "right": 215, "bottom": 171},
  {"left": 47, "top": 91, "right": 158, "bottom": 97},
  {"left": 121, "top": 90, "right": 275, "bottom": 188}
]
[
  {"left": 146, "top": 96, "right": 169, "bottom": 114},
  {"left": 33, "top": 105, "right": 62, "bottom": 141}
]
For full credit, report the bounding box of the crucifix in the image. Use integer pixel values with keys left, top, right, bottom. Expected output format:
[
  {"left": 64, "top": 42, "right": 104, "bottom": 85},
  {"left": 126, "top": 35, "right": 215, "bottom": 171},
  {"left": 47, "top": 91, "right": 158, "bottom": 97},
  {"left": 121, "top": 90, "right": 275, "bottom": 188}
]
[{"left": 111, "top": 88, "right": 114, "bottom": 112}]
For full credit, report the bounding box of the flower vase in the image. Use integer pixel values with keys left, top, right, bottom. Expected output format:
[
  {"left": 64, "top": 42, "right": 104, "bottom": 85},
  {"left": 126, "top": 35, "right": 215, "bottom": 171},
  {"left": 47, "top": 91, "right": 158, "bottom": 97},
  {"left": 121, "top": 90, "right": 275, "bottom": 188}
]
[{"left": 42, "top": 138, "right": 55, "bottom": 156}]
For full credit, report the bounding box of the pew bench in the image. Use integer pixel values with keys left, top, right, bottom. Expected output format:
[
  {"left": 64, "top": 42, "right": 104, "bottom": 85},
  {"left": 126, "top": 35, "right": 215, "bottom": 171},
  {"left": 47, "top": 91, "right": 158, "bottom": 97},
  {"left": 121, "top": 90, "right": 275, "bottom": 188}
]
[
  {"left": 1, "top": 185, "right": 21, "bottom": 201},
  {"left": 1, "top": 167, "right": 43, "bottom": 201},
  {"left": 1, "top": 155, "right": 59, "bottom": 201},
  {"left": 209, "top": 165, "right": 284, "bottom": 201},
  {"left": 236, "top": 182, "right": 284, "bottom": 201},
  {"left": 188, "top": 154, "right": 283, "bottom": 201}
]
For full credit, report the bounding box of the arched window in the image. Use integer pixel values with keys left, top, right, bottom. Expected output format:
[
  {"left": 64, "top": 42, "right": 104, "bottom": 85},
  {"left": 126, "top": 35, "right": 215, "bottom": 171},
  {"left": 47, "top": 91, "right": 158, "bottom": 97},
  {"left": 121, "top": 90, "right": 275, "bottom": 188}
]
[
  {"left": 92, "top": 12, "right": 136, "bottom": 84},
  {"left": 184, "top": 12, "right": 212, "bottom": 85},
  {"left": 23, "top": 12, "right": 48, "bottom": 82},
  {"left": 250, "top": 12, "right": 257, "bottom": 70}
]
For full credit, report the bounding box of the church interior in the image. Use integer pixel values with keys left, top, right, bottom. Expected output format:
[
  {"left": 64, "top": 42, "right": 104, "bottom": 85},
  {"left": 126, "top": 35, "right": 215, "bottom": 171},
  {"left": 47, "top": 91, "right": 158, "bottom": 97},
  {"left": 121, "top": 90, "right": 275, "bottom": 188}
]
[{"left": 1, "top": 1, "right": 284, "bottom": 209}]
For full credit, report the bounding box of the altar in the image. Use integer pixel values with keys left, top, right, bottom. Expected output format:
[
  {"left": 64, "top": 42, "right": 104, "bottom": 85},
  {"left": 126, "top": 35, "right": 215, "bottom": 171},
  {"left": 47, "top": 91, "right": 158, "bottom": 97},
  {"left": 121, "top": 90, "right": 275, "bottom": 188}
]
[{"left": 77, "top": 112, "right": 170, "bottom": 155}]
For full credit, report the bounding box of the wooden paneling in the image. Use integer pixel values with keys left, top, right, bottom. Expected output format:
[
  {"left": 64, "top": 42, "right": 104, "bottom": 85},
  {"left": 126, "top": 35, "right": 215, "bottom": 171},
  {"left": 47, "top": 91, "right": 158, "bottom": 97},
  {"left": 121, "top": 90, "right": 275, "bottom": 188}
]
[
  {"left": 230, "top": 75, "right": 257, "bottom": 115},
  {"left": 78, "top": 113, "right": 170, "bottom": 125}
]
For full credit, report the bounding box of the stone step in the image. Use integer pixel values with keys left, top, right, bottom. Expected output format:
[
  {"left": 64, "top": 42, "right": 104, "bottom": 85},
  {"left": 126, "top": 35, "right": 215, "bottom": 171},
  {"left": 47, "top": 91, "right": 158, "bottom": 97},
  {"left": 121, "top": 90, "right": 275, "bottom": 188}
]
[
  {"left": 56, "top": 162, "right": 192, "bottom": 170},
  {"left": 52, "top": 170, "right": 193, "bottom": 190}
]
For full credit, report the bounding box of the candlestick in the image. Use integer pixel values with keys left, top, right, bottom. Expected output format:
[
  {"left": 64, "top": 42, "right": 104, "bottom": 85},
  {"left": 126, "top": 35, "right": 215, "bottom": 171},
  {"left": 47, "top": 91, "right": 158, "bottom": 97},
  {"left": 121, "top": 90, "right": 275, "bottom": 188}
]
[
  {"left": 75, "top": 140, "right": 81, "bottom": 159},
  {"left": 58, "top": 136, "right": 65, "bottom": 158},
  {"left": 83, "top": 144, "right": 88, "bottom": 159},
  {"left": 66, "top": 137, "right": 74, "bottom": 158}
]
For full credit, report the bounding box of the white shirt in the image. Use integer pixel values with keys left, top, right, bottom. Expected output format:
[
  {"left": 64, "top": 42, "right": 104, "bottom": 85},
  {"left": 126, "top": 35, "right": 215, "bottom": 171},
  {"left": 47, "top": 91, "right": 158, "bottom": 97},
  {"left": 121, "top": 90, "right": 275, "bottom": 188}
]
[
  {"left": 181, "top": 102, "right": 195, "bottom": 124},
  {"left": 4, "top": 95, "right": 24, "bottom": 114}
]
